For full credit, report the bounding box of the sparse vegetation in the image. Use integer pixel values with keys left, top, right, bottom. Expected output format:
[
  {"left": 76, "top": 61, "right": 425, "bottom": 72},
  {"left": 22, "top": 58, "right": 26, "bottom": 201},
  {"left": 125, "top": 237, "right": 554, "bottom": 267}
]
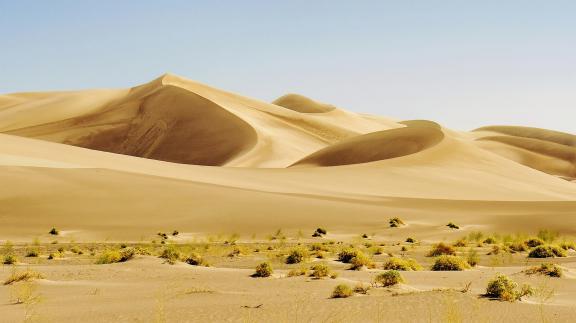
[
  {"left": 49, "top": 227, "right": 59, "bottom": 235},
  {"left": 253, "top": 262, "right": 273, "bottom": 277},
  {"left": 3, "top": 254, "right": 18, "bottom": 265},
  {"left": 287, "top": 268, "right": 307, "bottom": 277},
  {"left": 528, "top": 245, "right": 566, "bottom": 258},
  {"left": 312, "top": 228, "right": 327, "bottom": 237},
  {"left": 337, "top": 247, "right": 360, "bottom": 263},
  {"left": 25, "top": 248, "right": 39, "bottom": 258},
  {"left": 467, "top": 248, "right": 479, "bottom": 267},
  {"left": 525, "top": 263, "right": 563, "bottom": 278},
  {"left": 485, "top": 274, "right": 534, "bottom": 302},
  {"left": 374, "top": 270, "right": 404, "bottom": 287},
  {"left": 172, "top": 230, "right": 179, "bottom": 236},
  {"left": 286, "top": 247, "right": 309, "bottom": 264},
  {"left": 389, "top": 217, "right": 405, "bottom": 228},
  {"left": 4, "top": 270, "right": 45, "bottom": 285},
  {"left": 331, "top": 284, "right": 353, "bottom": 298},
  {"left": 353, "top": 283, "right": 371, "bottom": 294},
  {"left": 310, "top": 263, "right": 330, "bottom": 278},
  {"left": 427, "top": 242, "right": 456, "bottom": 257},
  {"left": 383, "top": 257, "right": 422, "bottom": 271},
  {"left": 160, "top": 246, "right": 182, "bottom": 264},
  {"left": 348, "top": 251, "right": 373, "bottom": 270},
  {"left": 525, "top": 238, "right": 544, "bottom": 248},
  {"left": 185, "top": 252, "right": 208, "bottom": 266},
  {"left": 431, "top": 255, "right": 470, "bottom": 271},
  {"left": 405, "top": 237, "right": 416, "bottom": 243},
  {"left": 453, "top": 238, "right": 467, "bottom": 247},
  {"left": 537, "top": 229, "right": 559, "bottom": 243}
]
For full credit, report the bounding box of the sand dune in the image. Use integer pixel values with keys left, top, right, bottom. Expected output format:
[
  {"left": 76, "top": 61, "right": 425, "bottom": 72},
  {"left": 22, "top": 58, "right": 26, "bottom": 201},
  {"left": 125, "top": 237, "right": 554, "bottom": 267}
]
[{"left": 0, "top": 73, "right": 574, "bottom": 240}]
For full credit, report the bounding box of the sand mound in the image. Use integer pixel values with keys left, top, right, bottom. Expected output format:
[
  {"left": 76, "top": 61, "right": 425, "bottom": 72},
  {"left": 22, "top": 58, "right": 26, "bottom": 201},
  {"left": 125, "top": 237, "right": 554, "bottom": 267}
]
[
  {"left": 272, "top": 94, "right": 336, "bottom": 113},
  {"left": 291, "top": 125, "right": 444, "bottom": 167},
  {"left": 474, "top": 125, "right": 575, "bottom": 147}
]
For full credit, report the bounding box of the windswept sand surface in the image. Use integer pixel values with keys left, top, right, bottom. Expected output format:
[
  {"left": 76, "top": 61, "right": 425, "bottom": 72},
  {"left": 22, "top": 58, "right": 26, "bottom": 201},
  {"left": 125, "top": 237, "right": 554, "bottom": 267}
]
[{"left": 0, "top": 74, "right": 575, "bottom": 322}]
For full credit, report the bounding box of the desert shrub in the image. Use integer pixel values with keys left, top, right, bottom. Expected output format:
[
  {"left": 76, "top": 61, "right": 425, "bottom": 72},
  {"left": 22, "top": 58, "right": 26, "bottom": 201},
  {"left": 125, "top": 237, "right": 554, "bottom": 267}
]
[
  {"left": 331, "top": 284, "right": 353, "bottom": 298},
  {"left": 185, "top": 252, "right": 206, "bottom": 266},
  {"left": 427, "top": 243, "right": 456, "bottom": 257},
  {"left": 227, "top": 247, "right": 243, "bottom": 258},
  {"left": 506, "top": 242, "right": 528, "bottom": 253},
  {"left": 47, "top": 253, "right": 58, "bottom": 260},
  {"left": 453, "top": 238, "right": 467, "bottom": 247},
  {"left": 49, "top": 228, "right": 59, "bottom": 235},
  {"left": 537, "top": 229, "right": 558, "bottom": 243},
  {"left": 447, "top": 222, "right": 460, "bottom": 229},
  {"left": 3, "top": 255, "right": 17, "bottom": 265},
  {"left": 330, "top": 272, "right": 339, "bottom": 279},
  {"left": 286, "top": 247, "right": 309, "bottom": 264},
  {"left": 383, "top": 257, "right": 421, "bottom": 271},
  {"left": 160, "top": 246, "right": 181, "bottom": 264},
  {"left": 525, "top": 263, "right": 563, "bottom": 278},
  {"left": 312, "top": 228, "right": 327, "bottom": 237},
  {"left": 361, "top": 233, "right": 369, "bottom": 239},
  {"left": 253, "top": 262, "right": 273, "bottom": 277},
  {"left": 309, "top": 243, "right": 328, "bottom": 252},
  {"left": 287, "top": 268, "right": 307, "bottom": 277},
  {"left": 487, "top": 244, "right": 510, "bottom": 255},
  {"left": 369, "top": 246, "right": 383, "bottom": 255},
  {"left": 525, "top": 238, "right": 544, "bottom": 248},
  {"left": 353, "top": 283, "right": 371, "bottom": 294},
  {"left": 559, "top": 241, "right": 575, "bottom": 251},
  {"left": 485, "top": 274, "right": 533, "bottom": 302},
  {"left": 349, "top": 251, "right": 373, "bottom": 270},
  {"left": 467, "top": 249, "right": 479, "bottom": 267},
  {"left": 374, "top": 270, "right": 405, "bottom": 287},
  {"left": 310, "top": 263, "right": 330, "bottom": 278},
  {"left": 405, "top": 237, "right": 415, "bottom": 243},
  {"left": 483, "top": 237, "right": 497, "bottom": 244},
  {"left": 431, "top": 255, "right": 470, "bottom": 271},
  {"left": 96, "top": 249, "right": 122, "bottom": 264},
  {"left": 25, "top": 248, "right": 39, "bottom": 258},
  {"left": 119, "top": 247, "right": 136, "bottom": 262},
  {"left": 467, "top": 231, "right": 484, "bottom": 243},
  {"left": 172, "top": 230, "right": 179, "bottom": 236},
  {"left": 528, "top": 245, "right": 566, "bottom": 258},
  {"left": 4, "top": 270, "right": 44, "bottom": 285},
  {"left": 338, "top": 248, "right": 360, "bottom": 263},
  {"left": 389, "top": 217, "right": 405, "bottom": 227}
]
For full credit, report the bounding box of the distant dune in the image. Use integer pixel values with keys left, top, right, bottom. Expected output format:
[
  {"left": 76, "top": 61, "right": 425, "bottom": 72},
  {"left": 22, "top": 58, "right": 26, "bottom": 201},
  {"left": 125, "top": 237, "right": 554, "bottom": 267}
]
[{"left": 0, "top": 73, "right": 574, "bottom": 240}]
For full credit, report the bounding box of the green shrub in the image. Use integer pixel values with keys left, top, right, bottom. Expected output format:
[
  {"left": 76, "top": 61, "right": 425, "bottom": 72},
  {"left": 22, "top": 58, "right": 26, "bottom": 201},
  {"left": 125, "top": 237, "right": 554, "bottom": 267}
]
[
  {"left": 374, "top": 270, "right": 404, "bottom": 287},
  {"left": 310, "top": 263, "right": 330, "bottom": 278},
  {"left": 331, "top": 284, "right": 353, "bottom": 298},
  {"left": 160, "top": 246, "right": 181, "bottom": 264},
  {"left": 427, "top": 243, "right": 456, "bottom": 257},
  {"left": 431, "top": 255, "right": 470, "bottom": 271},
  {"left": 96, "top": 249, "right": 122, "bottom": 264},
  {"left": 485, "top": 274, "right": 533, "bottom": 302},
  {"left": 349, "top": 251, "right": 373, "bottom": 270},
  {"left": 49, "top": 228, "right": 59, "bottom": 235},
  {"left": 286, "top": 247, "right": 309, "bottom": 264},
  {"left": 528, "top": 245, "right": 566, "bottom": 258},
  {"left": 525, "top": 263, "right": 562, "bottom": 278},
  {"left": 337, "top": 248, "right": 360, "bottom": 263},
  {"left": 525, "top": 238, "right": 544, "bottom": 248},
  {"left": 447, "top": 222, "right": 460, "bottom": 229},
  {"left": 389, "top": 217, "right": 405, "bottom": 228},
  {"left": 3, "top": 255, "right": 17, "bottom": 265},
  {"left": 383, "top": 257, "right": 421, "bottom": 271},
  {"left": 253, "top": 262, "right": 273, "bottom": 277}
]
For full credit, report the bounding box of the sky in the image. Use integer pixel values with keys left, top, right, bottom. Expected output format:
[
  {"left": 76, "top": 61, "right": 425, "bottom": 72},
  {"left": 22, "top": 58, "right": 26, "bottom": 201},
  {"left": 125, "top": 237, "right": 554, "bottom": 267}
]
[{"left": 0, "top": 1, "right": 574, "bottom": 132}]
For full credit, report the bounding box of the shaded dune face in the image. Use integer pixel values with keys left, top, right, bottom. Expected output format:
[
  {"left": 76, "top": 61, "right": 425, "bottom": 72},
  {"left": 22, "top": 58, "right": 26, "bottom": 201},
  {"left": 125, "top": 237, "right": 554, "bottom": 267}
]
[
  {"left": 272, "top": 94, "right": 336, "bottom": 113},
  {"left": 6, "top": 86, "right": 258, "bottom": 166},
  {"left": 291, "top": 125, "right": 444, "bottom": 167},
  {"left": 473, "top": 126, "right": 576, "bottom": 180}
]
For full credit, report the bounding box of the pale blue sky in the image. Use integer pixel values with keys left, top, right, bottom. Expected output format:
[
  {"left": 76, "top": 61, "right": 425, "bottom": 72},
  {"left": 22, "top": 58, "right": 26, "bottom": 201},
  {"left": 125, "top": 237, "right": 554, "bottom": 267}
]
[{"left": 1, "top": 1, "right": 574, "bottom": 132}]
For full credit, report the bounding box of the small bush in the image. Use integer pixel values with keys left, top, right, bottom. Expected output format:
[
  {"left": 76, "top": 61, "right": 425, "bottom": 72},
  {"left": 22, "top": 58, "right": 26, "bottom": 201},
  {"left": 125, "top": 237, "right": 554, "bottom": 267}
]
[
  {"left": 119, "top": 247, "right": 136, "bottom": 262},
  {"left": 4, "top": 270, "right": 44, "bottom": 285},
  {"left": 96, "top": 249, "right": 122, "bottom": 264},
  {"left": 286, "top": 247, "right": 309, "bottom": 264},
  {"left": 525, "top": 238, "right": 544, "bottom": 248},
  {"left": 374, "top": 270, "right": 404, "bottom": 287},
  {"left": 528, "top": 245, "right": 566, "bottom": 258},
  {"left": 431, "top": 255, "right": 470, "bottom": 271},
  {"left": 310, "top": 263, "right": 330, "bottom": 278},
  {"left": 447, "top": 222, "right": 460, "bottom": 229},
  {"left": 312, "top": 228, "right": 327, "bottom": 237},
  {"left": 559, "top": 241, "right": 576, "bottom": 251},
  {"left": 49, "top": 228, "right": 59, "bottom": 235},
  {"left": 483, "top": 237, "right": 497, "bottom": 244},
  {"left": 405, "top": 237, "right": 415, "bottom": 243},
  {"left": 253, "top": 262, "right": 273, "bottom": 277},
  {"left": 349, "top": 251, "right": 373, "bottom": 270},
  {"left": 160, "top": 246, "right": 181, "bottom": 264},
  {"left": 361, "top": 233, "right": 369, "bottom": 239},
  {"left": 389, "top": 217, "right": 405, "bottom": 228},
  {"left": 330, "top": 272, "right": 339, "bottom": 279},
  {"left": 185, "top": 253, "right": 206, "bottom": 266},
  {"left": 525, "top": 263, "right": 563, "bottom": 278},
  {"left": 25, "top": 248, "right": 39, "bottom": 258},
  {"left": 467, "top": 249, "right": 479, "bottom": 267},
  {"left": 383, "top": 257, "right": 421, "bottom": 271},
  {"left": 287, "top": 268, "right": 307, "bottom": 277},
  {"left": 485, "top": 274, "right": 533, "bottom": 302},
  {"left": 427, "top": 243, "right": 456, "bottom": 257},
  {"left": 337, "top": 248, "right": 360, "bottom": 263},
  {"left": 507, "top": 242, "right": 528, "bottom": 253},
  {"left": 331, "top": 284, "right": 353, "bottom": 298},
  {"left": 453, "top": 238, "right": 467, "bottom": 247},
  {"left": 353, "top": 283, "right": 371, "bottom": 294},
  {"left": 3, "top": 255, "right": 17, "bottom": 265},
  {"left": 537, "top": 229, "right": 558, "bottom": 243},
  {"left": 172, "top": 230, "right": 179, "bottom": 236}
]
